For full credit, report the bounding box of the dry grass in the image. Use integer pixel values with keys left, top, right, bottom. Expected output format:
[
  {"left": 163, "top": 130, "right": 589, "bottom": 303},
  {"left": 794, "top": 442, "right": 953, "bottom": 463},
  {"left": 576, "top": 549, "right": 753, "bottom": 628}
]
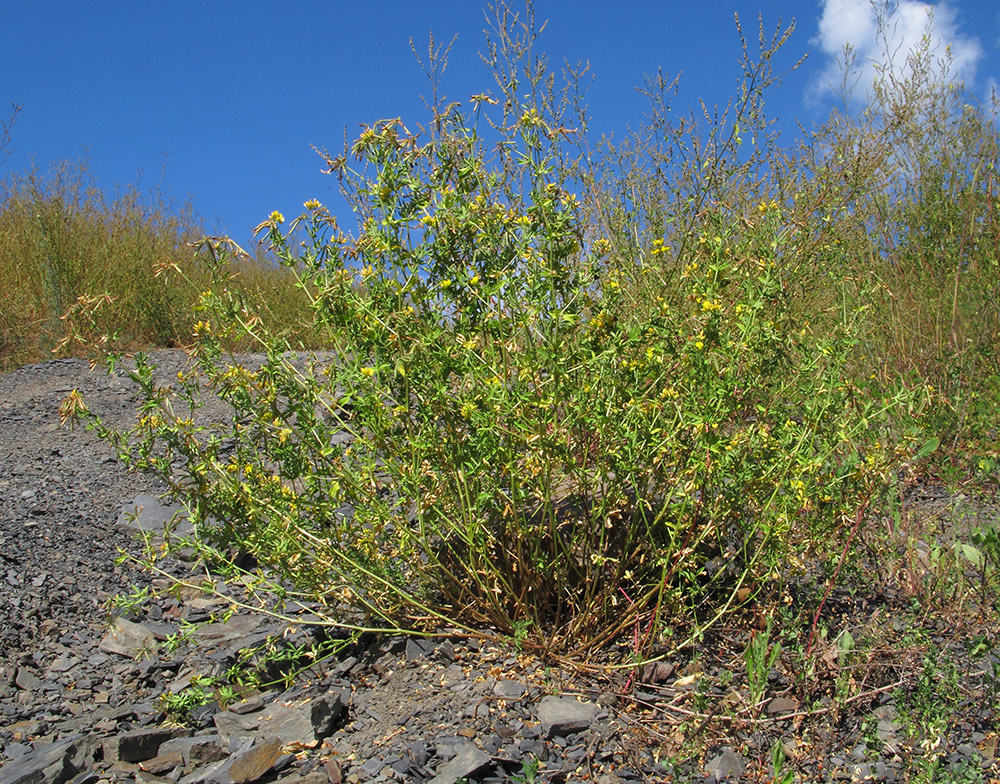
[{"left": 0, "top": 159, "right": 318, "bottom": 370}]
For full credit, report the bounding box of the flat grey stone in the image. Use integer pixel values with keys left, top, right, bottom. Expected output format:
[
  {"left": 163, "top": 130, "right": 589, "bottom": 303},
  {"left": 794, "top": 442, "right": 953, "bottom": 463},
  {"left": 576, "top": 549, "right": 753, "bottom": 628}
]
[
  {"left": 228, "top": 696, "right": 265, "bottom": 715},
  {"left": 99, "top": 618, "right": 157, "bottom": 657},
  {"left": 261, "top": 694, "right": 342, "bottom": 746},
  {"left": 179, "top": 759, "right": 230, "bottom": 784},
  {"left": 2, "top": 742, "right": 31, "bottom": 760},
  {"left": 0, "top": 736, "right": 86, "bottom": 784},
  {"left": 118, "top": 494, "right": 193, "bottom": 539},
  {"left": 13, "top": 668, "right": 45, "bottom": 692},
  {"left": 440, "top": 664, "right": 465, "bottom": 688},
  {"left": 190, "top": 614, "right": 267, "bottom": 646},
  {"left": 535, "top": 695, "right": 600, "bottom": 739},
  {"left": 705, "top": 747, "right": 745, "bottom": 780},
  {"left": 139, "top": 750, "right": 185, "bottom": 775},
  {"left": 765, "top": 696, "right": 798, "bottom": 716},
  {"left": 135, "top": 773, "right": 173, "bottom": 784},
  {"left": 493, "top": 679, "right": 526, "bottom": 700},
  {"left": 408, "top": 740, "right": 429, "bottom": 767},
  {"left": 158, "top": 734, "right": 228, "bottom": 765},
  {"left": 46, "top": 656, "right": 78, "bottom": 674},
  {"left": 215, "top": 694, "right": 342, "bottom": 747},
  {"left": 405, "top": 638, "right": 435, "bottom": 661},
  {"left": 104, "top": 727, "right": 192, "bottom": 763},
  {"left": 359, "top": 758, "right": 385, "bottom": 776},
  {"left": 219, "top": 736, "right": 283, "bottom": 784},
  {"left": 427, "top": 742, "right": 491, "bottom": 784},
  {"left": 431, "top": 735, "right": 468, "bottom": 760},
  {"left": 214, "top": 710, "right": 260, "bottom": 743}
]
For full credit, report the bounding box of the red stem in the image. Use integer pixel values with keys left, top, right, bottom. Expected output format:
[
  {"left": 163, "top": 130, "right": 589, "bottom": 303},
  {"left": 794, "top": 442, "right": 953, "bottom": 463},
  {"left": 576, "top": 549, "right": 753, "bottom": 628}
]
[{"left": 805, "top": 492, "right": 871, "bottom": 657}]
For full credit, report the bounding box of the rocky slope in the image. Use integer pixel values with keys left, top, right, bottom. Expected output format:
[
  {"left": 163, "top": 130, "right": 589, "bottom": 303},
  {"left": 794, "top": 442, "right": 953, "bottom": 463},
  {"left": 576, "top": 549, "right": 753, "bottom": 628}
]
[{"left": 0, "top": 353, "right": 653, "bottom": 784}]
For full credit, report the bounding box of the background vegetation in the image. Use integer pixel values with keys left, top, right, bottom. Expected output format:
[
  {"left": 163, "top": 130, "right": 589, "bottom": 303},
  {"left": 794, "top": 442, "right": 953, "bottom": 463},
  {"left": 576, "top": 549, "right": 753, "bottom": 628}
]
[{"left": 0, "top": 153, "right": 318, "bottom": 371}]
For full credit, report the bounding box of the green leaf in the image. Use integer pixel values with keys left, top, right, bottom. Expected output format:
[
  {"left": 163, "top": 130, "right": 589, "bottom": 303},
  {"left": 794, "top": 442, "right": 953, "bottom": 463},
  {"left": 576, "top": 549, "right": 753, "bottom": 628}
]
[
  {"left": 956, "top": 543, "right": 983, "bottom": 567},
  {"left": 915, "top": 437, "right": 940, "bottom": 459},
  {"left": 836, "top": 629, "right": 855, "bottom": 660}
]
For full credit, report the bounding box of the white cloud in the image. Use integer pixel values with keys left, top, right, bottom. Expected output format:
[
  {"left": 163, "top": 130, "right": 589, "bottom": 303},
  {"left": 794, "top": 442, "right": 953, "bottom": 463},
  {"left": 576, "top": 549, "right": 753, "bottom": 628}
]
[{"left": 810, "top": 0, "right": 983, "bottom": 103}]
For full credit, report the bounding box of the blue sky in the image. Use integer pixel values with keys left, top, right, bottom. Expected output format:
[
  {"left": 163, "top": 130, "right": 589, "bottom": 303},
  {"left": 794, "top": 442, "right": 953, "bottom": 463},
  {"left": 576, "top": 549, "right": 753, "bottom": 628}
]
[{"left": 2, "top": 1, "right": 998, "bottom": 248}]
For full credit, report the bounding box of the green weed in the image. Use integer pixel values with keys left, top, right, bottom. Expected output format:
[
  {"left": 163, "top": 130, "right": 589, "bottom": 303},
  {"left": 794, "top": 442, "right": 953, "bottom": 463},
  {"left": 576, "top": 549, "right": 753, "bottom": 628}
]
[
  {"left": 744, "top": 618, "right": 781, "bottom": 713},
  {"left": 61, "top": 2, "right": 997, "bottom": 676},
  {"left": 158, "top": 675, "right": 216, "bottom": 725},
  {"left": 771, "top": 739, "right": 796, "bottom": 784},
  {"left": 512, "top": 755, "right": 540, "bottom": 784}
]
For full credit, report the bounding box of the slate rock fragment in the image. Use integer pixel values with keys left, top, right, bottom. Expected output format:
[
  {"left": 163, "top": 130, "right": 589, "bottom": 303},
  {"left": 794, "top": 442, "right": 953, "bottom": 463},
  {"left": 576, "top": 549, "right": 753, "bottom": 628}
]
[
  {"left": 493, "top": 679, "right": 527, "bottom": 700},
  {"left": 99, "top": 618, "right": 157, "bottom": 657},
  {"left": 103, "top": 726, "right": 193, "bottom": 763},
  {"left": 263, "top": 694, "right": 343, "bottom": 745},
  {"left": 157, "top": 734, "right": 229, "bottom": 766},
  {"left": 535, "top": 695, "right": 600, "bottom": 739},
  {"left": 427, "top": 741, "right": 492, "bottom": 784},
  {"left": 118, "top": 494, "right": 193, "bottom": 541},
  {"left": 0, "top": 735, "right": 88, "bottom": 784},
  {"left": 222, "top": 736, "right": 284, "bottom": 784},
  {"left": 704, "top": 747, "right": 746, "bottom": 780},
  {"left": 214, "top": 694, "right": 342, "bottom": 747},
  {"left": 13, "top": 668, "right": 45, "bottom": 692}
]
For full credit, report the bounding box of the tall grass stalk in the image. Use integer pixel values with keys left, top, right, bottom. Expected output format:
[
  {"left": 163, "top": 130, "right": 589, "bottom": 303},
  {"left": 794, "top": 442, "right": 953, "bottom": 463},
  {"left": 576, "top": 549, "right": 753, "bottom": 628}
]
[{"left": 0, "top": 159, "right": 318, "bottom": 368}]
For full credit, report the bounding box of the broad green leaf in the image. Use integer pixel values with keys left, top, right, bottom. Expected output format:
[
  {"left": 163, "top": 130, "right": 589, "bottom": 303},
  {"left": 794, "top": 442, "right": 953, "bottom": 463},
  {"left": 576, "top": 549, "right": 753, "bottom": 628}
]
[
  {"left": 956, "top": 543, "right": 983, "bottom": 567},
  {"left": 915, "top": 437, "right": 940, "bottom": 459}
]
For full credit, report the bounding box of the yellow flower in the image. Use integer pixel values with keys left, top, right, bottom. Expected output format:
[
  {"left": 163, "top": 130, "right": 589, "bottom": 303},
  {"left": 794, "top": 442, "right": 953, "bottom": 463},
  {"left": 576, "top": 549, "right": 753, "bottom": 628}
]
[
  {"left": 269, "top": 210, "right": 285, "bottom": 224},
  {"left": 519, "top": 108, "right": 543, "bottom": 128},
  {"left": 361, "top": 367, "right": 376, "bottom": 378},
  {"left": 440, "top": 279, "right": 452, "bottom": 289},
  {"left": 303, "top": 199, "right": 321, "bottom": 210}
]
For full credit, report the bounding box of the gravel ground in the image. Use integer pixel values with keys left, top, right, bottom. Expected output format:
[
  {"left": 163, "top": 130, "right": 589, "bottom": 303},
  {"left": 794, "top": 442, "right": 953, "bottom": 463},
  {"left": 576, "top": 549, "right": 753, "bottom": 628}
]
[
  {"left": 0, "top": 354, "right": 175, "bottom": 669},
  {"left": 0, "top": 353, "right": 657, "bottom": 783}
]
